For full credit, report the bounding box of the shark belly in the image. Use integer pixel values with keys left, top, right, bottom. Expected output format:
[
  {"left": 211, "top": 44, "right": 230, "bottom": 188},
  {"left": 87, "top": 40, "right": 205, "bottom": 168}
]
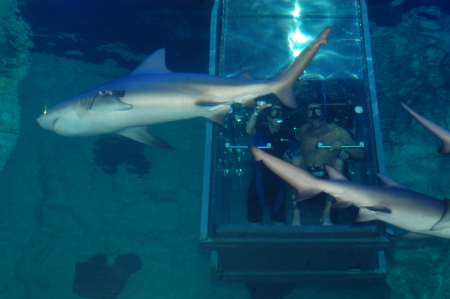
[
  {"left": 339, "top": 184, "right": 446, "bottom": 233},
  {"left": 52, "top": 89, "right": 219, "bottom": 137}
]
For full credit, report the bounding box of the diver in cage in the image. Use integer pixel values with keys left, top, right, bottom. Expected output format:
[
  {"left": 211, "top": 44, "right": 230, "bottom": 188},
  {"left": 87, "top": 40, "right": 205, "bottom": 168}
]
[
  {"left": 290, "top": 102, "right": 364, "bottom": 225},
  {"left": 245, "top": 98, "right": 297, "bottom": 225}
]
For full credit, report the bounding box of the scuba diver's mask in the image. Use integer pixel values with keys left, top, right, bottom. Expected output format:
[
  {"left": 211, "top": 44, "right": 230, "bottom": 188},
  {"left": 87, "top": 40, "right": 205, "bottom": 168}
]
[
  {"left": 269, "top": 107, "right": 284, "bottom": 124},
  {"left": 306, "top": 107, "right": 326, "bottom": 121}
]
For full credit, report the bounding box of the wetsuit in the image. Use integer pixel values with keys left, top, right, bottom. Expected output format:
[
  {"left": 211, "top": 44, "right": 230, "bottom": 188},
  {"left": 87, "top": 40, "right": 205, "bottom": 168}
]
[{"left": 247, "top": 125, "right": 294, "bottom": 223}]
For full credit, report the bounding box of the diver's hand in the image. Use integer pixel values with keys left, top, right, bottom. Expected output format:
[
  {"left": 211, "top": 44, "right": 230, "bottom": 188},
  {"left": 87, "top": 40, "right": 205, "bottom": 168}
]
[
  {"left": 330, "top": 140, "right": 344, "bottom": 151},
  {"left": 254, "top": 101, "right": 272, "bottom": 113}
]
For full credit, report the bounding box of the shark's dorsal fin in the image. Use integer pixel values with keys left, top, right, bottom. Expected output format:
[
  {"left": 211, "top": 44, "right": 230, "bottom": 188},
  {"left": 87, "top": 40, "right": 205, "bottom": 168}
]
[
  {"left": 130, "top": 48, "right": 172, "bottom": 75},
  {"left": 324, "top": 165, "right": 349, "bottom": 181},
  {"left": 431, "top": 198, "right": 450, "bottom": 231},
  {"left": 376, "top": 173, "right": 410, "bottom": 190}
]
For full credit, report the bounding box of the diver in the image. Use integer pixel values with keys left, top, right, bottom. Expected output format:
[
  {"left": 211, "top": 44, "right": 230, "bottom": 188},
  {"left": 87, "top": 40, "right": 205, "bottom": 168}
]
[
  {"left": 290, "top": 102, "right": 364, "bottom": 225},
  {"left": 246, "top": 100, "right": 295, "bottom": 225}
]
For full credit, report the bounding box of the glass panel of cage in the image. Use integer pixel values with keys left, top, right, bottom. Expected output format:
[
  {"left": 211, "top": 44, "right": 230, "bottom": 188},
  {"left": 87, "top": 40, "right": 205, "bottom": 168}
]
[{"left": 209, "top": 0, "right": 381, "bottom": 226}]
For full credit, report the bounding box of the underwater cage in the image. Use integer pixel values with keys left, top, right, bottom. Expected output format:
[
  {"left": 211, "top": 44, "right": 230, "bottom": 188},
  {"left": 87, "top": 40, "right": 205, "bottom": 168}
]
[{"left": 200, "top": 0, "right": 392, "bottom": 283}]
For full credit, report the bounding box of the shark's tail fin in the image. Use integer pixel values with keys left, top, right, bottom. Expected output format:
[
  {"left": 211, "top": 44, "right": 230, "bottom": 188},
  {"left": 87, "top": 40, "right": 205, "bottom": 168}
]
[
  {"left": 248, "top": 145, "right": 323, "bottom": 201},
  {"left": 398, "top": 100, "right": 450, "bottom": 154},
  {"left": 270, "top": 27, "right": 331, "bottom": 109}
]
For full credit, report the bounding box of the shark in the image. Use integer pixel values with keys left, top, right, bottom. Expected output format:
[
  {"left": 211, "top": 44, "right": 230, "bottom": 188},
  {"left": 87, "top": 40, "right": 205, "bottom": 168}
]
[
  {"left": 248, "top": 145, "right": 450, "bottom": 239},
  {"left": 37, "top": 28, "right": 332, "bottom": 149},
  {"left": 399, "top": 100, "right": 450, "bottom": 154}
]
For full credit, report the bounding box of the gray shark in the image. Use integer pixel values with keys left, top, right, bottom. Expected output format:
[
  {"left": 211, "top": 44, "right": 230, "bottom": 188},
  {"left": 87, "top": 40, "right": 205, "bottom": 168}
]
[
  {"left": 249, "top": 145, "right": 450, "bottom": 239},
  {"left": 399, "top": 100, "right": 450, "bottom": 154},
  {"left": 37, "top": 28, "right": 332, "bottom": 148}
]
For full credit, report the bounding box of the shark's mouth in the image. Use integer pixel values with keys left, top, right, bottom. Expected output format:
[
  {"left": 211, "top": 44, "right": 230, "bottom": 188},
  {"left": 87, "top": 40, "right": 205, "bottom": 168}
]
[{"left": 52, "top": 118, "right": 60, "bottom": 132}]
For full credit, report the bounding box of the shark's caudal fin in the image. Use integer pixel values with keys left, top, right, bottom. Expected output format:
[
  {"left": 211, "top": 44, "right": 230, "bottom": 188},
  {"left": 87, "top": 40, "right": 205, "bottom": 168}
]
[
  {"left": 270, "top": 27, "right": 331, "bottom": 109},
  {"left": 399, "top": 100, "right": 450, "bottom": 154},
  {"left": 248, "top": 145, "right": 323, "bottom": 200}
]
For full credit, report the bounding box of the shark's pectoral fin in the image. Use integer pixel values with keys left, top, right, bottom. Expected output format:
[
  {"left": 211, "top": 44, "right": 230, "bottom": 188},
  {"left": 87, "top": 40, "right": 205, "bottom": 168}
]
[
  {"left": 353, "top": 206, "right": 391, "bottom": 223},
  {"left": 117, "top": 126, "right": 175, "bottom": 149},
  {"left": 353, "top": 207, "right": 376, "bottom": 223},
  {"left": 431, "top": 198, "right": 450, "bottom": 231},
  {"left": 91, "top": 90, "right": 132, "bottom": 111},
  {"left": 363, "top": 206, "right": 392, "bottom": 213},
  {"left": 324, "top": 165, "right": 349, "bottom": 182},
  {"left": 376, "top": 173, "right": 410, "bottom": 190},
  {"left": 293, "top": 187, "right": 323, "bottom": 202},
  {"left": 202, "top": 104, "right": 231, "bottom": 125}
]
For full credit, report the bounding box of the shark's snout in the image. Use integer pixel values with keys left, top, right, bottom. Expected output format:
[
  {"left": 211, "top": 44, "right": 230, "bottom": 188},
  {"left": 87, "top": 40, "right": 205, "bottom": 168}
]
[{"left": 36, "top": 113, "right": 59, "bottom": 132}]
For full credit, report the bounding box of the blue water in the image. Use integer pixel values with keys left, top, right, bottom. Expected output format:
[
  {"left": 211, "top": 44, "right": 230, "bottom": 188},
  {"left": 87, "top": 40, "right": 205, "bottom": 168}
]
[
  {"left": 0, "top": 0, "right": 449, "bottom": 298},
  {"left": 367, "top": 0, "right": 450, "bottom": 25},
  {"left": 21, "top": 0, "right": 213, "bottom": 72}
]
